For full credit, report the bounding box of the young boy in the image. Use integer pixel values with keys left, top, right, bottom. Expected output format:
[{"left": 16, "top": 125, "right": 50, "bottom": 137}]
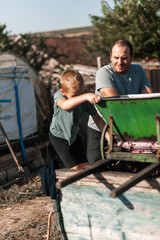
[{"left": 49, "top": 69, "right": 109, "bottom": 170}]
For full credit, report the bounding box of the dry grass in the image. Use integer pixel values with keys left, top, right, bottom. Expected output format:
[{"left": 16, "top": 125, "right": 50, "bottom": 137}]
[{"left": 0, "top": 171, "right": 62, "bottom": 240}]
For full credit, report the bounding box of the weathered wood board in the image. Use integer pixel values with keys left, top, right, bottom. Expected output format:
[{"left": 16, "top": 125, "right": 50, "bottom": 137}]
[{"left": 55, "top": 170, "right": 160, "bottom": 240}]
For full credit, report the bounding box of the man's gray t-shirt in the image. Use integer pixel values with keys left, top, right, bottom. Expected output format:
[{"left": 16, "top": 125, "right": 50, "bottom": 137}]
[
  {"left": 50, "top": 90, "right": 97, "bottom": 145},
  {"left": 88, "top": 63, "right": 151, "bottom": 130}
]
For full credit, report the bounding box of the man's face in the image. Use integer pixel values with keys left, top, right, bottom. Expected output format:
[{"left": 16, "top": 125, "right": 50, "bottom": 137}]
[{"left": 110, "top": 44, "right": 133, "bottom": 74}]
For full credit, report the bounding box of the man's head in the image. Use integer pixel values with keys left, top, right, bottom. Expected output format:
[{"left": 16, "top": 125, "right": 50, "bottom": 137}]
[
  {"left": 110, "top": 39, "right": 133, "bottom": 74},
  {"left": 60, "top": 69, "right": 84, "bottom": 99}
]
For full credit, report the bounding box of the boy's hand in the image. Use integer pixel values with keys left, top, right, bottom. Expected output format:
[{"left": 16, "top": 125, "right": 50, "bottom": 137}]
[{"left": 86, "top": 93, "right": 101, "bottom": 104}]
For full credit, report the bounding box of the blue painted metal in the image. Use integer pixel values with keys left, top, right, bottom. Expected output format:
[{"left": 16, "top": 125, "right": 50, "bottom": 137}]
[
  {"left": 0, "top": 99, "right": 11, "bottom": 103},
  {"left": 13, "top": 67, "right": 27, "bottom": 162}
]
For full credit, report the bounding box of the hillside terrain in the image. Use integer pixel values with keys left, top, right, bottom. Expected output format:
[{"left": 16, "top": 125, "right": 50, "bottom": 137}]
[{"left": 31, "top": 26, "right": 93, "bottom": 38}]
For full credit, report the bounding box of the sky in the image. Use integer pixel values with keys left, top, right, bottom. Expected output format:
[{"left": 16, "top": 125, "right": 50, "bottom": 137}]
[{"left": 0, "top": 0, "right": 114, "bottom": 35}]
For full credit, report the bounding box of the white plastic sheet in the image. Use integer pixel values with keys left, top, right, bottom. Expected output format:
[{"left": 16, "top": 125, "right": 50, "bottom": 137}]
[{"left": 0, "top": 66, "right": 37, "bottom": 143}]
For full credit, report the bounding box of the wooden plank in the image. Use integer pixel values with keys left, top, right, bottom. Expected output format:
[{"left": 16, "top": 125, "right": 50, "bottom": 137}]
[
  {"left": 0, "top": 121, "right": 26, "bottom": 175},
  {"left": 0, "top": 141, "right": 49, "bottom": 161},
  {"left": 0, "top": 141, "right": 49, "bottom": 171},
  {"left": 55, "top": 169, "right": 160, "bottom": 194},
  {"left": 56, "top": 159, "right": 112, "bottom": 189},
  {"left": 0, "top": 134, "right": 39, "bottom": 151},
  {"left": 57, "top": 184, "right": 160, "bottom": 240}
]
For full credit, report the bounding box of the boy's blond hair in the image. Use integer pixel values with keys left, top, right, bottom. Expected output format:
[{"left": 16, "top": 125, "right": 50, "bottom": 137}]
[{"left": 60, "top": 69, "right": 84, "bottom": 92}]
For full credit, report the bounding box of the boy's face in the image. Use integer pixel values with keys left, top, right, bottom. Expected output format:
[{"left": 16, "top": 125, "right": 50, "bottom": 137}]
[{"left": 61, "top": 86, "right": 84, "bottom": 99}]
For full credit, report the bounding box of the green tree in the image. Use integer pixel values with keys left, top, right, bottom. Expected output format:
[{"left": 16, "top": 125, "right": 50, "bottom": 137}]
[
  {"left": 0, "top": 24, "right": 12, "bottom": 51},
  {"left": 9, "top": 34, "right": 50, "bottom": 71},
  {"left": 85, "top": 0, "right": 160, "bottom": 62},
  {"left": 0, "top": 24, "right": 66, "bottom": 72}
]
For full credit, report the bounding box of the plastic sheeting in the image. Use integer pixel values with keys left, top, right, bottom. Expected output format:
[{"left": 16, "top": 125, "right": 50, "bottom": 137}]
[{"left": 0, "top": 66, "right": 37, "bottom": 143}]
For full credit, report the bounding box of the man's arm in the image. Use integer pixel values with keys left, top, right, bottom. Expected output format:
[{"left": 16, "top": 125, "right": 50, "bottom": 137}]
[
  {"left": 100, "top": 87, "right": 119, "bottom": 97},
  {"left": 96, "top": 66, "right": 119, "bottom": 98},
  {"left": 100, "top": 86, "right": 153, "bottom": 96},
  {"left": 141, "top": 86, "right": 153, "bottom": 94}
]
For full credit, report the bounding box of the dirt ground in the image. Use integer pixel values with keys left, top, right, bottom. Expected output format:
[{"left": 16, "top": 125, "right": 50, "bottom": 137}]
[
  {"left": 0, "top": 172, "right": 61, "bottom": 240},
  {"left": 1, "top": 164, "right": 159, "bottom": 240}
]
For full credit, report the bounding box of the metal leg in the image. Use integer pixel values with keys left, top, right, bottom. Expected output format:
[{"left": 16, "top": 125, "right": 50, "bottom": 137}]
[
  {"left": 100, "top": 123, "right": 109, "bottom": 160},
  {"left": 56, "top": 158, "right": 112, "bottom": 189},
  {"left": 155, "top": 115, "right": 160, "bottom": 160},
  {"left": 108, "top": 115, "right": 113, "bottom": 152},
  {"left": 110, "top": 162, "right": 160, "bottom": 198}
]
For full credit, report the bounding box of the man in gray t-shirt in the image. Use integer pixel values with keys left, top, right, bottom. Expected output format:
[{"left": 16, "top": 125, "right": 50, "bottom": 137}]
[{"left": 87, "top": 39, "right": 153, "bottom": 164}]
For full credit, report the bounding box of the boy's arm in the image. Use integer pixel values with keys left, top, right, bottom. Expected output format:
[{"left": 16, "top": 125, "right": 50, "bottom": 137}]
[
  {"left": 57, "top": 93, "right": 101, "bottom": 110},
  {"left": 92, "top": 113, "right": 110, "bottom": 143}
]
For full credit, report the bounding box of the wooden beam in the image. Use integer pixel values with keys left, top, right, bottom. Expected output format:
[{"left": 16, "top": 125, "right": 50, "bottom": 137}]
[{"left": 56, "top": 159, "right": 113, "bottom": 189}]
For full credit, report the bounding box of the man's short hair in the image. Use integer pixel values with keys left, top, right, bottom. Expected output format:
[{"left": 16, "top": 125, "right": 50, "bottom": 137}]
[{"left": 110, "top": 39, "right": 133, "bottom": 57}]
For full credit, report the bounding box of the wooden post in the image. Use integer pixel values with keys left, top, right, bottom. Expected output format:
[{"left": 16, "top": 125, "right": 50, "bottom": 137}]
[{"left": 97, "top": 56, "right": 101, "bottom": 69}]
